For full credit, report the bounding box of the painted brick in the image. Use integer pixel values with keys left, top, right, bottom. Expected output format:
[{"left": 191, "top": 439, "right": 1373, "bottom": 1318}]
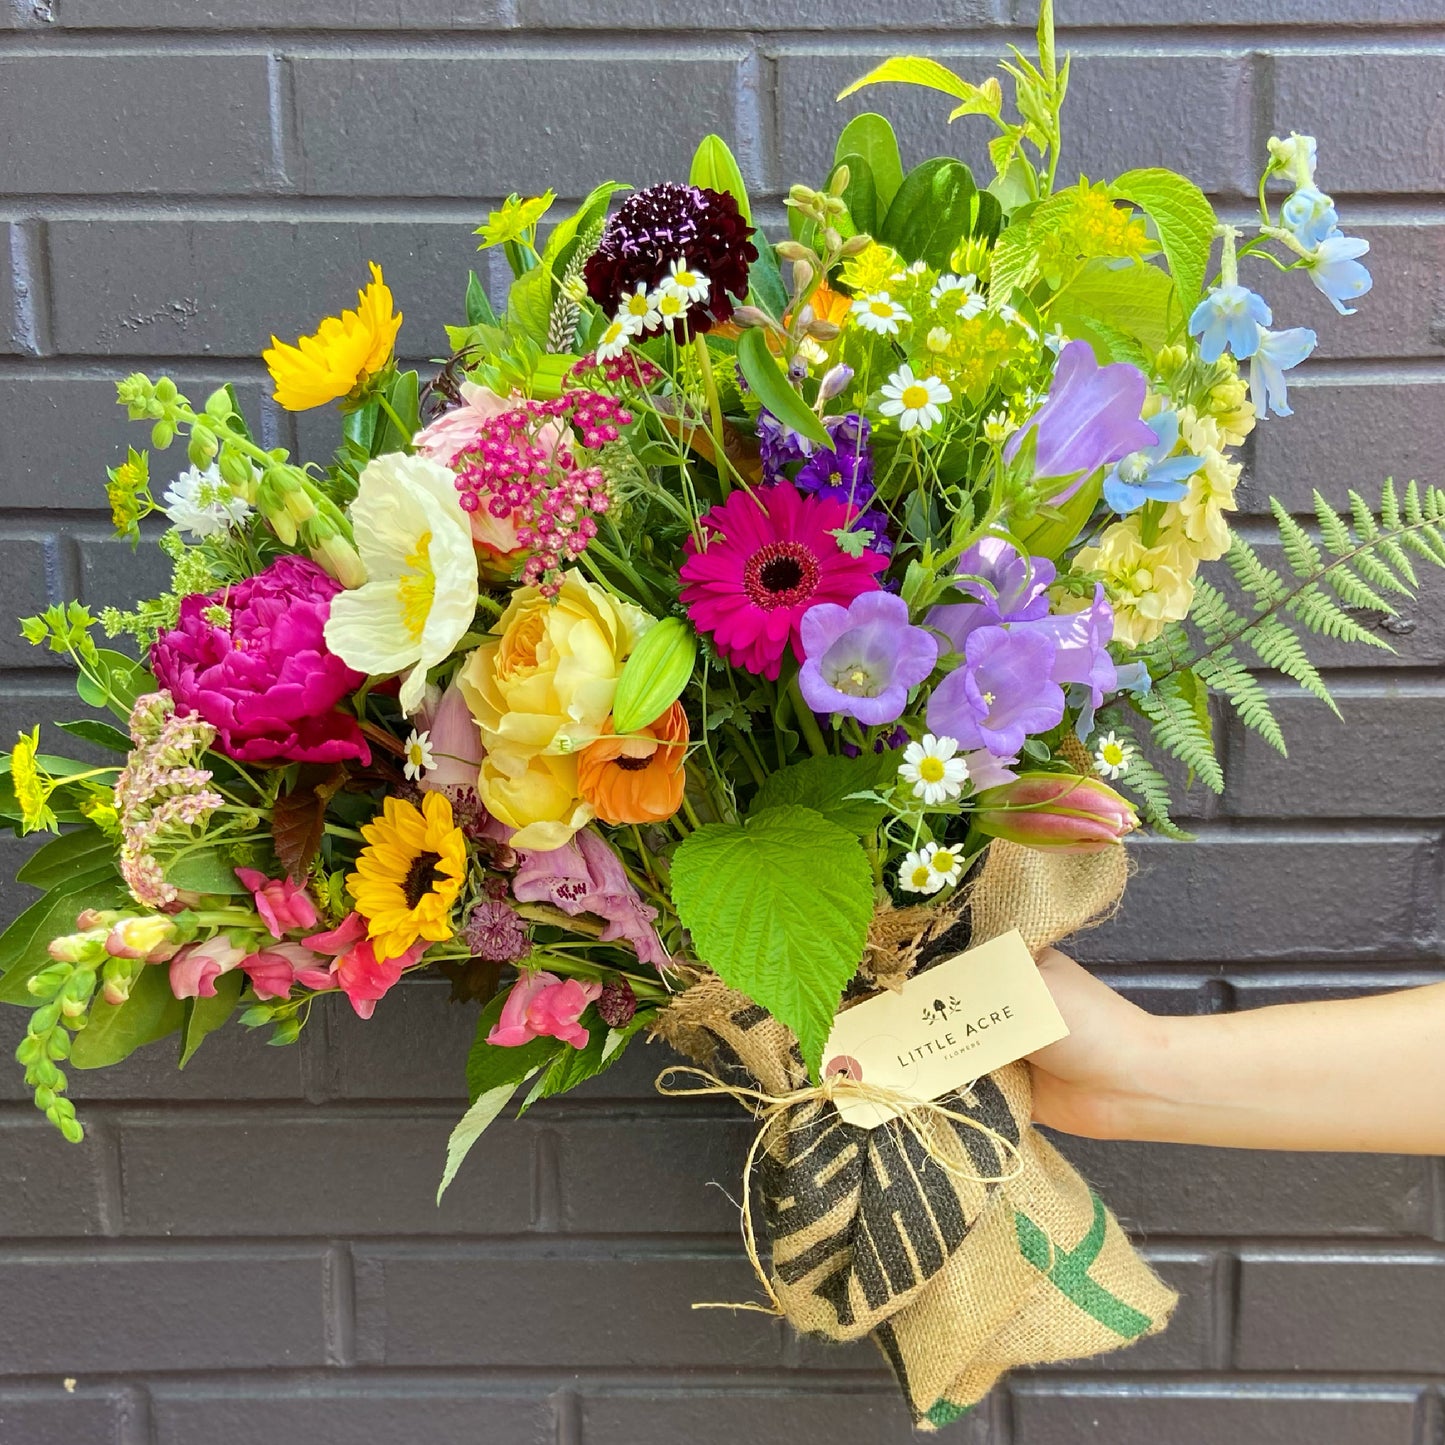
[
  {"left": 1223, "top": 686, "right": 1445, "bottom": 819},
  {"left": 55, "top": 0, "right": 514, "bottom": 23},
  {"left": 0, "top": 57, "right": 276, "bottom": 196},
  {"left": 45, "top": 219, "right": 474, "bottom": 359},
  {"left": 1229, "top": 969, "right": 1445, "bottom": 1010},
  {"left": 117, "top": 1111, "right": 535, "bottom": 1236},
  {"left": 1009, "top": 1383, "right": 1420, "bottom": 1444},
  {"left": 353, "top": 1248, "right": 784, "bottom": 1368},
  {"left": 1085, "top": 1251, "right": 1218, "bottom": 1371},
  {"left": 580, "top": 1391, "right": 940, "bottom": 1445},
  {"left": 1085, "top": 831, "right": 1440, "bottom": 964},
  {"left": 290, "top": 55, "right": 747, "bottom": 199},
  {"left": 772, "top": 49, "right": 1251, "bottom": 198},
  {"left": 74, "top": 530, "right": 181, "bottom": 615},
  {"left": 1058, "top": 1137, "right": 1435, "bottom": 1238},
  {"left": 2, "top": 223, "right": 33, "bottom": 356},
  {"left": 0, "top": 1248, "right": 333, "bottom": 1373},
  {"left": 1236, "top": 1252, "right": 1445, "bottom": 1372},
  {"left": 0, "top": 536, "right": 66, "bottom": 668},
  {"left": 521, "top": 0, "right": 994, "bottom": 26},
  {"left": 1244, "top": 379, "right": 1445, "bottom": 516},
  {"left": 0, "top": 374, "right": 271, "bottom": 512},
  {"left": 1028, "top": 0, "right": 1443, "bottom": 19},
  {"left": 1272, "top": 53, "right": 1445, "bottom": 197},
  {"left": 0, "top": 1117, "right": 108, "bottom": 1237},
  {"left": 0, "top": 1390, "right": 131, "bottom": 1445},
  {"left": 151, "top": 1389, "right": 554, "bottom": 1445}
]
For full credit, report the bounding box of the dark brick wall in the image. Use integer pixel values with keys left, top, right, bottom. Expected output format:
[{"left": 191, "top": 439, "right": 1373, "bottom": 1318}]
[{"left": 2, "top": 2, "right": 1444, "bottom": 1442}]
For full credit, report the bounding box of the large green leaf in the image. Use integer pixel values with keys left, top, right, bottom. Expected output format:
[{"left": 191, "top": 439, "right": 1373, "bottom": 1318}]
[
  {"left": 0, "top": 868, "right": 126, "bottom": 1005},
  {"left": 166, "top": 848, "right": 250, "bottom": 895},
  {"left": 1111, "top": 168, "right": 1216, "bottom": 312},
  {"left": 831, "top": 153, "right": 878, "bottom": 239},
  {"left": 16, "top": 825, "right": 113, "bottom": 889},
  {"left": 1049, "top": 259, "right": 1177, "bottom": 352},
  {"left": 736, "top": 328, "right": 830, "bottom": 449},
  {"left": 506, "top": 263, "right": 554, "bottom": 349},
  {"left": 55, "top": 719, "right": 131, "bottom": 754},
  {"left": 834, "top": 112, "right": 905, "bottom": 215},
  {"left": 465, "top": 991, "right": 566, "bottom": 1105},
  {"left": 179, "top": 968, "right": 243, "bottom": 1068},
  {"left": 671, "top": 804, "right": 874, "bottom": 1079},
  {"left": 880, "top": 158, "right": 981, "bottom": 271},
  {"left": 746, "top": 240, "right": 788, "bottom": 316},
  {"left": 690, "top": 135, "right": 751, "bottom": 225},
  {"left": 541, "top": 179, "right": 627, "bottom": 282},
  {"left": 752, "top": 751, "right": 898, "bottom": 834},
  {"left": 71, "top": 963, "right": 185, "bottom": 1069}
]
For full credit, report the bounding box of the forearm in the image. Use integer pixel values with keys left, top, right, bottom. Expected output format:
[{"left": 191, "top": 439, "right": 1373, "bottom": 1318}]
[{"left": 1115, "top": 983, "right": 1445, "bottom": 1153}]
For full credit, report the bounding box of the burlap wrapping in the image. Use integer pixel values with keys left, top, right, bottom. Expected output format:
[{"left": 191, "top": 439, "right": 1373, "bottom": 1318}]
[{"left": 654, "top": 839, "right": 1176, "bottom": 1429}]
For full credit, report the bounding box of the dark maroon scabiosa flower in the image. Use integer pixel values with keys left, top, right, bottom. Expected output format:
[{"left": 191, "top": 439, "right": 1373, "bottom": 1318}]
[{"left": 583, "top": 182, "right": 758, "bottom": 338}]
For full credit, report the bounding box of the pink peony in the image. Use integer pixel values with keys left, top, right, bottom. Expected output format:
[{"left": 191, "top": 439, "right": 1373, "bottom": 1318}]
[
  {"left": 304, "top": 912, "right": 426, "bottom": 1020},
  {"left": 487, "top": 970, "right": 603, "bottom": 1050},
  {"left": 413, "top": 383, "right": 570, "bottom": 558},
  {"left": 236, "top": 867, "right": 319, "bottom": 939},
  {"left": 240, "top": 942, "right": 336, "bottom": 1001},
  {"left": 680, "top": 482, "right": 887, "bottom": 679},
  {"left": 150, "top": 555, "right": 370, "bottom": 766},
  {"left": 169, "top": 932, "right": 248, "bottom": 1000},
  {"left": 512, "top": 827, "right": 670, "bottom": 969}
]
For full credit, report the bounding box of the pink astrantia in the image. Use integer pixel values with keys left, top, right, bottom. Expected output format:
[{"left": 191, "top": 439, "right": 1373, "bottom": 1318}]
[
  {"left": 487, "top": 970, "right": 603, "bottom": 1051},
  {"left": 168, "top": 932, "right": 248, "bottom": 1000},
  {"left": 680, "top": 482, "right": 887, "bottom": 679},
  {"left": 235, "top": 867, "right": 319, "bottom": 939},
  {"left": 512, "top": 827, "right": 669, "bottom": 969}
]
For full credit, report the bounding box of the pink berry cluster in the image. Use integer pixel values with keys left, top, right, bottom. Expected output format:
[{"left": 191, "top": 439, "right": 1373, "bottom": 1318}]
[
  {"left": 571, "top": 349, "right": 664, "bottom": 390},
  {"left": 452, "top": 391, "right": 632, "bottom": 596}
]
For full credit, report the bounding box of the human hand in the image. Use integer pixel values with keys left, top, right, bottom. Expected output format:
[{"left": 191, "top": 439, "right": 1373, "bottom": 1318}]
[{"left": 1025, "top": 948, "right": 1166, "bottom": 1139}]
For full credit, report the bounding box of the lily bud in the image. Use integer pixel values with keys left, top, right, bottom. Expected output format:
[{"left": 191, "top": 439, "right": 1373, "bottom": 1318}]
[
  {"left": 974, "top": 773, "right": 1139, "bottom": 853},
  {"left": 730, "top": 305, "right": 775, "bottom": 331},
  {"left": 828, "top": 163, "right": 851, "bottom": 197},
  {"left": 807, "top": 319, "right": 841, "bottom": 341},
  {"left": 839, "top": 234, "right": 872, "bottom": 257},
  {"left": 105, "top": 914, "right": 178, "bottom": 961},
  {"left": 791, "top": 259, "right": 815, "bottom": 297},
  {"left": 774, "top": 240, "right": 814, "bottom": 263},
  {"left": 818, "top": 363, "right": 854, "bottom": 402}
]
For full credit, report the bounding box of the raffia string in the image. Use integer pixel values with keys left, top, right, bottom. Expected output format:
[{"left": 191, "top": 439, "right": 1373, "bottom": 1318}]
[{"left": 655, "top": 1064, "right": 1035, "bottom": 1316}]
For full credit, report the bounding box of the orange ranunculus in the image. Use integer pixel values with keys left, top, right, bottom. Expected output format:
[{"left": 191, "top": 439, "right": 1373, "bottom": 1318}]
[{"left": 577, "top": 702, "right": 689, "bottom": 825}]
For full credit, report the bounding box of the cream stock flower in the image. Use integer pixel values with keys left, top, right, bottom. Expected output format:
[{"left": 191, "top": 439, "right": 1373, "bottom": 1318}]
[
  {"left": 323, "top": 453, "right": 479, "bottom": 715},
  {"left": 1074, "top": 520, "right": 1197, "bottom": 649}
]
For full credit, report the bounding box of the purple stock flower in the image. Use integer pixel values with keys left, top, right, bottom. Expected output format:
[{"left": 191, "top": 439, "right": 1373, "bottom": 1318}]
[
  {"left": 1004, "top": 341, "right": 1154, "bottom": 503},
  {"left": 512, "top": 827, "right": 669, "bottom": 969},
  {"left": 794, "top": 415, "right": 875, "bottom": 503},
  {"left": 930, "top": 536, "right": 1055, "bottom": 651},
  {"left": 798, "top": 592, "right": 938, "bottom": 725},
  {"left": 926, "top": 625, "right": 1065, "bottom": 757},
  {"left": 757, "top": 411, "right": 812, "bottom": 481}
]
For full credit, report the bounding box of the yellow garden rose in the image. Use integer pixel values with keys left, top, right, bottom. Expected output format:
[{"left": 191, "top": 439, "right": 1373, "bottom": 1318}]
[
  {"left": 1075, "top": 519, "right": 1198, "bottom": 649},
  {"left": 458, "top": 570, "right": 653, "bottom": 850}
]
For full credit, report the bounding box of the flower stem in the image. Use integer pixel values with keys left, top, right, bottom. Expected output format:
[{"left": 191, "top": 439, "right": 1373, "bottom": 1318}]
[
  {"left": 787, "top": 674, "right": 830, "bottom": 759},
  {"left": 693, "top": 333, "right": 729, "bottom": 497}
]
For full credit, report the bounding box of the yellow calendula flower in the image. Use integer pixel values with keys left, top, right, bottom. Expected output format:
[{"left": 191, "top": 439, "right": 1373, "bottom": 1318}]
[
  {"left": 475, "top": 191, "right": 556, "bottom": 250},
  {"left": 1074, "top": 520, "right": 1198, "bottom": 649},
  {"left": 347, "top": 791, "right": 466, "bottom": 962},
  {"left": 262, "top": 262, "right": 402, "bottom": 412},
  {"left": 10, "top": 727, "right": 57, "bottom": 835}
]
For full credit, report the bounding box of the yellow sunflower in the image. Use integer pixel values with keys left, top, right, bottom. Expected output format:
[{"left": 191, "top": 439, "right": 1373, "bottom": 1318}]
[
  {"left": 347, "top": 790, "right": 466, "bottom": 962},
  {"left": 262, "top": 261, "right": 403, "bottom": 412}
]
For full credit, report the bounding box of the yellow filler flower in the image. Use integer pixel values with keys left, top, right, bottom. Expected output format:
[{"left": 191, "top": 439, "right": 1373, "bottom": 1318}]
[
  {"left": 347, "top": 791, "right": 466, "bottom": 962},
  {"left": 263, "top": 262, "right": 402, "bottom": 412}
]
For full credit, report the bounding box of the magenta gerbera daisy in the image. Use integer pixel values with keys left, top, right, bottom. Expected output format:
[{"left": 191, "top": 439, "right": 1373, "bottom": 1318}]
[{"left": 679, "top": 482, "right": 888, "bottom": 679}]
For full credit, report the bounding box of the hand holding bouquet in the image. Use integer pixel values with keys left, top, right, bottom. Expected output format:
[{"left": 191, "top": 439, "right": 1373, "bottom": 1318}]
[{"left": 3, "top": 1, "right": 1439, "bottom": 1424}]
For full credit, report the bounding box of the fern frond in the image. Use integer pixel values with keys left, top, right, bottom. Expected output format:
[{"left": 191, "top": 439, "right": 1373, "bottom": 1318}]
[
  {"left": 1226, "top": 536, "right": 1288, "bottom": 610},
  {"left": 1380, "top": 476, "right": 1401, "bottom": 529},
  {"left": 1283, "top": 583, "right": 1391, "bottom": 650},
  {"left": 1113, "top": 722, "right": 1194, "bottom": 840},
  {"left": 1313, "top": 490, "right": 1354, "bottom": 556},
  {"left": 1194, "top": 647, "right": 1286, "bottom": 755},
  {"left": 1137, "top": 671, "right": 1225, "bottom": 793},
  {"left": 1246, "top": 614, "right": 1339, "bottom": 715},
  {"left": 1271, "top": 498, "right": 1324, "bottom": 577},
  {"left": 1322, "top": 562, "right": 1397, "bottom": 615}
]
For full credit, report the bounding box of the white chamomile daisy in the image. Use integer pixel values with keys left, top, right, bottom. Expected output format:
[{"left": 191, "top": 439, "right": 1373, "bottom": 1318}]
[
  {"left": 1093, "top": 730, "right": 1134, "bottom": 780},
  {"left": 930, "top": 272, "right": 975, "bottom": 300},
  {"left": 932, "top": 274, "right": 985, "bottom": 321},
  {"left": 402, "top": 728, "right": 436, "bottom": 782},
  {"left": 921, "top": 841, "right": 964, "bottom": 889},
  {"left": 879, "top": 366, "right": 952, "bottom": 434},
  {"left": 899, "top": 734, "right": 969, "bottom": 805},
  {"left": 983, "top": 410, "right": 1016, "bottom": 444},
  {"left": 662, "top": 256, "right": 711, "bottom": 305},
  {"left": 596, "top": 315, "right": 631, "bottom": 361},
  {"left": 655, "top": 289, "right": 690, "bottom": 331},
  {"left": 620, "top": 282, "right": 661, "bottom": 333},
  {"left": 850, "top": 291, "right": 911, "bottom": 336},
  {"left": 899, "top": 848, "right": 944, "bottom": 895}
]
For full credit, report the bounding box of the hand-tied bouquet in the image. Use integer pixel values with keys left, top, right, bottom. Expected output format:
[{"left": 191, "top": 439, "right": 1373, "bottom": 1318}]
[{"left": 4, "top": 2, "right": 1441, "bottom": 1425}]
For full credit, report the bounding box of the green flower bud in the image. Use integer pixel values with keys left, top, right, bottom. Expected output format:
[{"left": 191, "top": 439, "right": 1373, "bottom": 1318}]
[
  {"left": 151, "top": 421, "right": 175, "bottom": 450},
  {"left": 218, "top": 446, "right": 254, "bottom": 495},
  {"left": 310, "top": 532, "right": 365, "bottom": 590},
  {"left": 612, "top": 617, "right": 696, "bottom": 735},
  {"left": 153, "top": 377, "right": 178, "bottom": 404},
  {"left": 33, "top": 1086, "right": 55, "bottom": 1112},
  {"left": 58, "top": 1114, "right": 85, "bottom": 1144},
  {"left": 187, "top": 428, "right": 219, "bottom": 469},
  {"left": 203, "top": 386, "right": 234, "bottom": 421}
]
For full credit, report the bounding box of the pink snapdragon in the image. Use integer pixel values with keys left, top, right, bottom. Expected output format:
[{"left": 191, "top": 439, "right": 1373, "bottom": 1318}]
[
  {"left": 304, "top": 912, "right": 427, "bottom": 1019},
  {"left": 487, "top": 970, "right": 603, "bottom": 1051},
  {"left": 169, "top": 932, "right": 248, "bottom": 1000},
  {"left": 235, "top": 867, "right": 319, "bottom": 938},
  {"left": 240, "top": 942, "right": 336, "bottom": 1001}
]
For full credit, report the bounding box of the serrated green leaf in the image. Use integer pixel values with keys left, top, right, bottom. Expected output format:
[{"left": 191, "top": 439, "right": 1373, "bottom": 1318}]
[
  {"left": 464, "top": 990, "right": 566, "bottom": 1104},
  {"left": 438, "top": 1080, "right": 529, "bottom": 1202},
  {"left": 834, "top": 112, "right": 905, "bottom": 214},
  {"left": 1110, "top": 168, "right": 1215, "bottom": 311},
  {"left": 690, "top": 135, "right": 751, "bottom": 225},
  {"left": 1048, "top": 259, "right": 1176, "bottom": 352},
  {"left": 751, "top": 751, "right": 898, "bottom": 834},
  {"left": 736, "top": 328, "right": 830, "bottom": 449},
  {"left": 671, "top": 804, "right": 873, "bottom": 1079}
]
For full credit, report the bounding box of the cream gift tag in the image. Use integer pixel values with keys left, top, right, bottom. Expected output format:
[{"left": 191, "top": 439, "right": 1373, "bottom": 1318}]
[{"left": 821, "top": 928, "right": 1069, "bottom": 1129}]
